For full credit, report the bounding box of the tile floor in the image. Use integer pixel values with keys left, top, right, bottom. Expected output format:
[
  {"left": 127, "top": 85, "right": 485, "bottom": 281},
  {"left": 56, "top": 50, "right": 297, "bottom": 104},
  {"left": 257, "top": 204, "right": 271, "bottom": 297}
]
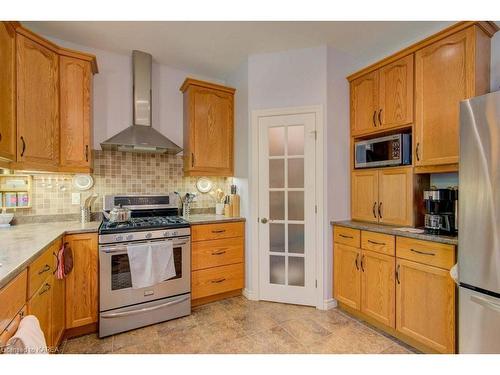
[{"left": 61, "top": 297, "right": 416, "bottom": 354}]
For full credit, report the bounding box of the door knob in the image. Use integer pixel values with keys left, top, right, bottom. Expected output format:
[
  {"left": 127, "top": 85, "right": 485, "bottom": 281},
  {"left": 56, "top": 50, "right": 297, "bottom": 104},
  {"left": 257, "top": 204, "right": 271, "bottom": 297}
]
[{"left": 261, "top": 218, "right": 268, "bottom": 224}]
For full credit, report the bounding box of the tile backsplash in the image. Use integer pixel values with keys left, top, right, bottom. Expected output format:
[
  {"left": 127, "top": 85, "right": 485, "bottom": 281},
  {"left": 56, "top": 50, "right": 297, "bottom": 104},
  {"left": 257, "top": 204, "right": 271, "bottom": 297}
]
[{"left": 10, "top": 150, "right": 231, "bottom": 218}]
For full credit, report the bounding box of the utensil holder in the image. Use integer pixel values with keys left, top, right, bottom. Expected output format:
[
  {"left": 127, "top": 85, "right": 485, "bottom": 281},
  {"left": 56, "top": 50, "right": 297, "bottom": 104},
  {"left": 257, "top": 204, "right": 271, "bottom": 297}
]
[
  {"left": 80, "top": 207, "right": 91, "bottom": 223},
  {"left": 215, "top": 203, "right": 224, "bottom": 215}
]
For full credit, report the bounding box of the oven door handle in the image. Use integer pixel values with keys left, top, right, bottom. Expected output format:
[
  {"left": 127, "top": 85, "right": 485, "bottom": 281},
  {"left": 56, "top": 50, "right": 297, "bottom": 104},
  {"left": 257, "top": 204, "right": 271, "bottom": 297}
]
[
  {"left": 100, "top": 295, "right": 190, "bottom": 319},
  {"left": 100, "top": 240, "right": 190, "bottom": 254}
]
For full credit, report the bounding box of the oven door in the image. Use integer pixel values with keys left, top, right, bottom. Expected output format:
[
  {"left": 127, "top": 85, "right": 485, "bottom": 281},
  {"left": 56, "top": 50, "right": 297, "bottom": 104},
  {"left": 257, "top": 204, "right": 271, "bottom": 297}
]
[
  {"left": 355, "top": 134, "right": 402, "bottom": 168},
  {"left": 99, "top": 237, "right": 190, "bottom": 312}
]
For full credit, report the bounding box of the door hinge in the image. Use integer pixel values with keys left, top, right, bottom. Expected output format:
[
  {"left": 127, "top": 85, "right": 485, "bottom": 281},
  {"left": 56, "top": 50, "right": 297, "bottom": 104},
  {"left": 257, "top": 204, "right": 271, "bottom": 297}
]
[
  {"left": 313, "top": 130, "right": 317, "bottom": 140},
  {"left": 315, "top": 279, "right": 318, "bottom": 288},
  {"left": 315, "top": 205, "right": 317, "bottom": 214}
]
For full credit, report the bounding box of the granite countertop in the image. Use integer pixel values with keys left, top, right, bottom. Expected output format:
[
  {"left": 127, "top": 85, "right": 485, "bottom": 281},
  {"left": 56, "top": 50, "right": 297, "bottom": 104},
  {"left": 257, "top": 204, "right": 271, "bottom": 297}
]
[
  {"left": 0, "top": 221, "right": 100, "bottom": 289},
  {"left": 187, "top": 214, "right": 246, "bottom": 225},
  {"left": 331, "top": 220, "right": 458, "bottom": 245}
]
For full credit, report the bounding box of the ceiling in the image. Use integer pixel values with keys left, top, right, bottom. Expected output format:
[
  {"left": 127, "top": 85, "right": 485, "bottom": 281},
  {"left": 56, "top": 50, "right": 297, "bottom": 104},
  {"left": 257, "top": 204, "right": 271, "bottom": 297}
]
[{"left": 24, "top": 21, "right": 454, "bottom": 78}]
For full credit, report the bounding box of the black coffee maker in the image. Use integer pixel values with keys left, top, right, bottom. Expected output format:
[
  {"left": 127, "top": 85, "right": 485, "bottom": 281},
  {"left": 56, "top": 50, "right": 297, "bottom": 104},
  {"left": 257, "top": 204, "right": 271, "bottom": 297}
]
[{"left": 423, "top": 187, "right": 458, "bottom": 235}]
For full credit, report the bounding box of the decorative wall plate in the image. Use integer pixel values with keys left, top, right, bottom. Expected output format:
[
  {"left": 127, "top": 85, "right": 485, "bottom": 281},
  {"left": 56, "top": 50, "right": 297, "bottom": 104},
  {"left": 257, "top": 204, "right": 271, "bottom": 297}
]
[
  {"left": 72, "top": 174, "right": 94, "bottom": 191},
  {"left": 196, "top": 177, "right": 213, "bottom": 193}
]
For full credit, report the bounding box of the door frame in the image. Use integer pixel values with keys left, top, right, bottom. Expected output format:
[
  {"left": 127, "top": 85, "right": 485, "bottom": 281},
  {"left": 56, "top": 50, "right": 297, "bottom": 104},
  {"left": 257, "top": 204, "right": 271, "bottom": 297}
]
[{"left": 248, "top": 105, "right": 324, "bottom": 309}]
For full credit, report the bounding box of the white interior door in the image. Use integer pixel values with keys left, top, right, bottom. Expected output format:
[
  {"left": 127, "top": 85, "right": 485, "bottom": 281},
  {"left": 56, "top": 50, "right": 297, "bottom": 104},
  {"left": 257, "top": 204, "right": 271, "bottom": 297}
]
[{"left": 258, "top": 112, "right": 317, "bottom": 306}]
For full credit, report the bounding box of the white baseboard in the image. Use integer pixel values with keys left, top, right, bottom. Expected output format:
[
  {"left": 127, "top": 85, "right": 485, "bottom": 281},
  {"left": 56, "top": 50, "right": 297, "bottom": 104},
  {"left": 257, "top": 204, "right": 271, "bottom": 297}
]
[
  {"left": 321, "top": 298, "right": 338, "bottom": 310},
  {"left": 242, "top": 288, "right": 259, "bottom": 301}
]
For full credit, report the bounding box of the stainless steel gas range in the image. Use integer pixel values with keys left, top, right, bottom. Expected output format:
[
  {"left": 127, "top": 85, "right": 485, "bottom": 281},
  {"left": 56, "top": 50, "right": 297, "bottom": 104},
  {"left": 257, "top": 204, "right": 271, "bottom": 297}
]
[{"left": 98, "top": 193, "right": 191, "bottom": 337}]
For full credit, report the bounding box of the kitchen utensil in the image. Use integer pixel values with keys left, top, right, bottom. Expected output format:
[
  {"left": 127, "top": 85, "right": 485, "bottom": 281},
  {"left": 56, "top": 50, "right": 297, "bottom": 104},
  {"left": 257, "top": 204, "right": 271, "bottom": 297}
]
[
  {"left": 72, "top": 174, "right": 94, "bottom": 191},
  {"left": 102, "top": 205, "right": 132, "bottom": 223}
]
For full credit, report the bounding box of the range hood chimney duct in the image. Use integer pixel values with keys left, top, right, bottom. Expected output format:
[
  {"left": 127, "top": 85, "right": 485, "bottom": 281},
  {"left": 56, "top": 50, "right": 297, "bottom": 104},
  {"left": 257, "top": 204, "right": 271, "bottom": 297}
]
[{"left": 100, "top": 50, "right": 182, "bottom": 154}]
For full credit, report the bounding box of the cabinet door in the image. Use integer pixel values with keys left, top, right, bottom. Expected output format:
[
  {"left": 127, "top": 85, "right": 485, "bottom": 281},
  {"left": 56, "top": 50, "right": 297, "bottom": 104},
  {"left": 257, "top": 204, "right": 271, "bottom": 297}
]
[
  {"left": 60, "top": 56, "right": 92, "bottom": 171},
  {"left": 50, "top": 241, "right": 64, "bottom": 349},
  {"left": 190, "top": 87, "right": 233, "bottom": 175},
  {"left": 333, "top": 243, "right": 361, "bottom": 310},
  {"left": 17, "top": 34, "right": 59, "bottom": 167},
  {"left": 28, "top": 280, "right": 52, "bottom": 348},
  {"left": 0, "top": 22, "right": 16, "bottom": 161},
  {"left": 415, "top": 28, "right": 474, "bottom": 167},
  {"left": 65, "top": 233, "right": 98, "bottom": 329},
  {"left": 378, "top": 55, "right": 413, "bottom": 129},
  {"left": 396, "top": 258, "right": 455, "bottom": 353},
  {"left": 361, "top": 250, "right": 395, "bottom": 328},
  {"left": 351, "top": 169, "right": 379, "bottom": 223},
  {"left": 350, "top": 71, "right": 379, "bottom": 136},
  {"left": 378, "top": 167, "right": 413, "bottom": 226}
]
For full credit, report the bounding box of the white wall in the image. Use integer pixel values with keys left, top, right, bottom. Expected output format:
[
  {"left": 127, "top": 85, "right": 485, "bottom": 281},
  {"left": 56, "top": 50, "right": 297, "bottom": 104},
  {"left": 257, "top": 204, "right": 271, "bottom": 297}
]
[
  {"left": 44, "top": 36, "right": 222, "bottom": 150},
  {"left": 324, "top": 47, "right": 357, "bottom": 301},
  {"left": 491, "top": 33, "right": 500, "bottom": 92}
]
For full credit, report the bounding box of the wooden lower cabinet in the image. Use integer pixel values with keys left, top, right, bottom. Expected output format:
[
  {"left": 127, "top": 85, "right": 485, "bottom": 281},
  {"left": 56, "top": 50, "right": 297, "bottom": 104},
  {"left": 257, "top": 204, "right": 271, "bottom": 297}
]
[
  {"left": 333, "top": 243, "right": 361, "bottom": 310},
  {"left": 361, "top": 250, "right": 395, "bottom": 328},
  {"left": 50, "top": 272, "right": 65, "bottom": 348},
  {"left": 27, "top": 280, "right": 52, "bottom": 348},
  {"left": 396, "top": 258, "right": 456, "bottom": 353},
  {"left": 64, "top": 233, "right": 98, "bottom": 329},
  {"left": 334, "top": 226, "right": 457, "bottom": 353},
  {"left": 191, "top": 221, "right": 245, "bottom": 306}
]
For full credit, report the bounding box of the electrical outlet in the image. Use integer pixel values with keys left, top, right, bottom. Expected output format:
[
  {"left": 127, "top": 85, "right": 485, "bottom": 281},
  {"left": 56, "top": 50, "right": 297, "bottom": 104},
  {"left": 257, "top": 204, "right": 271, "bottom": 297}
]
[{"left": 71, "top": 192, "right": 81, "bottom": 205}]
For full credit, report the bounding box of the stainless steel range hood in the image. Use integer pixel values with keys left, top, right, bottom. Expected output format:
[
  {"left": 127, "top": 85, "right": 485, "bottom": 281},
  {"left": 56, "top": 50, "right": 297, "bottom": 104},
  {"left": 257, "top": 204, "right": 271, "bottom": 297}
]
[{"left": 100, "top": 50, "right": 182, "bottom": 154}]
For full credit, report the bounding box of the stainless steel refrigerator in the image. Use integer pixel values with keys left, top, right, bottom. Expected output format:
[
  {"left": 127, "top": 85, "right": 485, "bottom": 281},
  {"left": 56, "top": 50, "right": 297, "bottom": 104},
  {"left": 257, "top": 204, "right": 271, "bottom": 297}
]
[{"left": 459, "top": 90, "right": 500, "bottom": 353}]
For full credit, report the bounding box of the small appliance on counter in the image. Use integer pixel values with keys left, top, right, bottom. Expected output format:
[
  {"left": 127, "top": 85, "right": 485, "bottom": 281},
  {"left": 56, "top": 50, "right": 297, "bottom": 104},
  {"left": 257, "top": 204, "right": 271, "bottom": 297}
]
[{"left": 423, "top": 187, "right": 458, "bottom": 235}]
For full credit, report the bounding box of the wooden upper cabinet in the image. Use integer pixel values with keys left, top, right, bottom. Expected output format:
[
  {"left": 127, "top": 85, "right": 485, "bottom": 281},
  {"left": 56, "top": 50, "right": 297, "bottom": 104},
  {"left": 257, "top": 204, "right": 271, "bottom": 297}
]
[
  {"left": 350, "top": 71, "right": 379, "bottom": 136},
  {"left": 333, "top": 243, "right": 361, "bottom": 310},
  {"left": 16, "top": 34, "right": 60, "bottom": 168},
  {"left": 60, "top": 56, "right": 92, "bottom": 172},
  {"left": 181, "top": 79, "right": 235, "bottom": 176},
  {"left": 361, "top": 249, "right": 395, "bottom": 328},
  {"left": 0, "top": 22, "right": 16, "bottom": 161},
  {"left": 65, "top": 233, "right": 98, "bottom": 329},
  {"left": 378, "top": 55, "right": 413, "bottom": 129},
  {"left": 378, "top": 167, "right": 413, "bottom": 226},
  {"left": 396, "top": 258, "right": 456, "bottom": 353},
  {"left": 415, "top": 26, "right": 491, "bottom": 168},
  {"left": 351, "top": 169, "right": 378, "bottom": 223}
]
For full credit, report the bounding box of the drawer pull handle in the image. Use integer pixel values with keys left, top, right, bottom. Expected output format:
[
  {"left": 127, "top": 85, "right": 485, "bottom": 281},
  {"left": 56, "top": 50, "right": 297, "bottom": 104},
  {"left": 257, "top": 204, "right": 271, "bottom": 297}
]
[
  {"left": 38, "top": 264, "right": 51, "bottom": 275},
  {"left": 211, "top": 229, "right": 226, "bottom": 234},
  {"left": 39, "top": 283, "right": 51, "bottom": 296},
  {"left": 396, "top": 264, "right": 401, "bottom": 284},
  {"left": 339, "top": 234, "right": 353, "bottom": 239},
  {"left": 212, "top": 249, "right": 227, "bottom": 255},
  {"left": 211, "top": 278, "right": 226, "bottom": 284},
  {"left": 410, "top": 248, "right": 435, "bottom": 256},
  {"left": 367, "top": 239, "right": 386, "bottom": 246}
]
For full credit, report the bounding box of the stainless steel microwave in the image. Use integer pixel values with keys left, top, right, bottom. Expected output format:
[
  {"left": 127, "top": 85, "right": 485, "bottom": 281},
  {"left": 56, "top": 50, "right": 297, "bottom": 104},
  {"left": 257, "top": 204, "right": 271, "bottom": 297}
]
[{"left": 354, "top": 133, "right": 411, "bottom": 169}]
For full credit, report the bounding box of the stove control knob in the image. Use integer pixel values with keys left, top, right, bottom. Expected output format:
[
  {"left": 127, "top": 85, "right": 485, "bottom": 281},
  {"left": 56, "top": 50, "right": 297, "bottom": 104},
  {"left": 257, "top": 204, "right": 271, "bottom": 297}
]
[
  {"left": 115, "top": 235, "right": 123, "bottom": 242},
  {"left": 126, "top": 234, "right": 133, "bottom": 241},
  {"left": 172, "top": 231, "right": 178, "bottom": 236},
  {"left": 163, "top": 232, "right": 170, "bottom": 237},
  {"left": 145, "top": 233, "right": 152, "bottom": 239}
]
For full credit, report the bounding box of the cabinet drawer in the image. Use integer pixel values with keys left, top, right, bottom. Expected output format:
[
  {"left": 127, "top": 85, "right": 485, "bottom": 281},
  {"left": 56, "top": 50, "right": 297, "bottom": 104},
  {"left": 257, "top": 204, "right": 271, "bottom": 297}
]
[
  {"left": 192, "top": 263, "right": 244, "bottom": 300},
  {"left": 28, "top": 244, "right": 55, "bottom": 298},
  {"left": 192, "top": 237, "right": 244, "bottom": 271},
  {"left": 396, "top": 237, "right": 455, "bottom": 270},
  {"left": 333, "top": 226, "right": 360, "bottom": 247},
  {"left": 361, "top": 231, "right": 395, "bottom": 256},
  {"left": 192, "top": 222, "right": 244, "bottom": 242},
  {"left": 0, "top": 270, "right": 27, "bottom": 333}
]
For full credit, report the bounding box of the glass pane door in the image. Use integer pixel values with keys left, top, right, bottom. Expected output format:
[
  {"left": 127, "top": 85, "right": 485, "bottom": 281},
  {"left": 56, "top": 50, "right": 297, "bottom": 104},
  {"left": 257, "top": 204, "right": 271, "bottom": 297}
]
[{"left": 268, "top": 124, "right": 305, "bottom": 287}]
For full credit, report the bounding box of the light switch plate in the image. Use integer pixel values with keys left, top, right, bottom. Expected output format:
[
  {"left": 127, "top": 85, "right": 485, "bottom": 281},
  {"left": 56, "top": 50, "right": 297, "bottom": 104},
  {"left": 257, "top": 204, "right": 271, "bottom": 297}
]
[{"left": 71, "top": 192, "right": 81, "bottom": 205}]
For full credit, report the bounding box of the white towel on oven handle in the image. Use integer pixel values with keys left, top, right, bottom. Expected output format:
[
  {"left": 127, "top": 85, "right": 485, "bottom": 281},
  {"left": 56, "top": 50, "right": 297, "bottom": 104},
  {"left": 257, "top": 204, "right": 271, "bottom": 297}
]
[{"left": 126, "top": 241, "right": 176, "bottom": 289}]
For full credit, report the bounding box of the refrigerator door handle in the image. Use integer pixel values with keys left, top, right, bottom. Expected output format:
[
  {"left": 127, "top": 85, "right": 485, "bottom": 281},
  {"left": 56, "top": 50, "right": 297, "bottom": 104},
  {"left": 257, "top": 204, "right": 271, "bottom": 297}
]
[{"left": 470, "top": 295, "right": 500, "bottom": 313}]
